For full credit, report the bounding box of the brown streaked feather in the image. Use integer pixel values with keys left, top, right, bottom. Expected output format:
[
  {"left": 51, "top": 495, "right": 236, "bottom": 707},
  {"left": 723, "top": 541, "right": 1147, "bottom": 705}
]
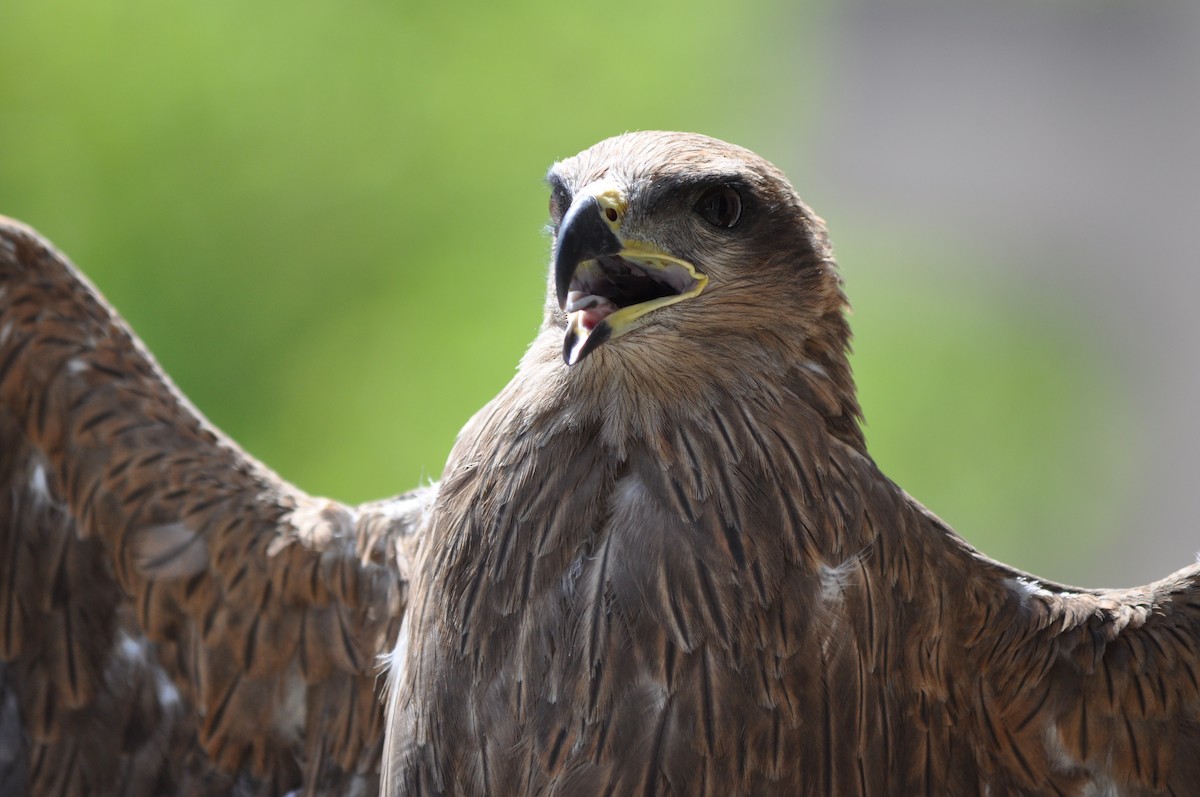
[
  {"left": 0, "top": 217, "right": 433, "bottom": 795},
  {"left": 9, "top": 132, "right": 1200, "bottom": 796},
  {"left": 384, "top": 132, "right": 1200, "bottom": 796}
]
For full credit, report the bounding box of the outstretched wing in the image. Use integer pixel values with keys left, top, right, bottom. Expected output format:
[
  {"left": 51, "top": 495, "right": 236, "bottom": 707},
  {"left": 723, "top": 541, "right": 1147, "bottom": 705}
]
[
  {"left": 956, "top": 535, "right": 1200, "bottom": 793},
  {"left": 0, "top": 217, "right": 433, "bottom": 796},
  {"left": 810, "top": 441, "right": 1200, "bottom": 794}
]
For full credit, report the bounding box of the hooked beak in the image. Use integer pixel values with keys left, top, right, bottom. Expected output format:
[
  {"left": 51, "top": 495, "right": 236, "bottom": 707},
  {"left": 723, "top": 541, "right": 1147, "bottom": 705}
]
[
  {"left": 553, "top": 184, "right": 708, "bottom": 366},
  {"left": 554, "top": 194, "right": 622, "bottom": 310}
]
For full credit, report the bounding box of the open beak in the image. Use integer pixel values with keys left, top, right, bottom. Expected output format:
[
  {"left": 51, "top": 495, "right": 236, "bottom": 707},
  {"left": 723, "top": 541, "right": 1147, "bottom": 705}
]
[{"left": 553, "top": 185, "right": 708, "bottom": 366}]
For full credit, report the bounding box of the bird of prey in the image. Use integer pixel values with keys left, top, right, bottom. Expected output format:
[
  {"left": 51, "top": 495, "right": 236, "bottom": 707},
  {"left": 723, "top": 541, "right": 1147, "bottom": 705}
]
[{"left": 2, "top": 132, "right": 1199, "bottom": 797}]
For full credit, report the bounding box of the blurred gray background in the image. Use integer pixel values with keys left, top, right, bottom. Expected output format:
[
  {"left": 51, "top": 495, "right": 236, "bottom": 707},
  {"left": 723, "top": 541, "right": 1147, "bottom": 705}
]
[{"left": 810, "top": 0, "right": 1200, "bottom": 585}]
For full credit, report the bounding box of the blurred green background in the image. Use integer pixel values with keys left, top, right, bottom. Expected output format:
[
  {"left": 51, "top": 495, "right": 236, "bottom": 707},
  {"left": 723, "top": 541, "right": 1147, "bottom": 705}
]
[{"left": 0, "top": 0, "right": 1142, "bottom": 584}]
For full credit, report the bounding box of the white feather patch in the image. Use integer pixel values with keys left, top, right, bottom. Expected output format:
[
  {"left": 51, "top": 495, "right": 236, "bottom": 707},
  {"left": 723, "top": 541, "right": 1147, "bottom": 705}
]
[
  {"left": 818, "top": 557, "right": 858, "bottom": 604},
  {"left": 272, "top": 663, "right": 308, "bottom": 744},
  {"left": 133, "top": 521, "right": 209, "bottom": 579},
  {"left": 801, "top": 360, "right": 829, "bottom": 379},
  {"left": 27, "top": 463, "right": 51, "bottom": 505},
  {"left": 1004, "top": 576, "right": 1051, "bottom": 604},
  {"left": 113, "top": 630, "right": 183, "bottom": 709},
  {"left": 1080, "top": 779, "right": 1121, "bottom": 797},
  {"left": 1042, "top": 723, "right": 1078, "bottom": 772}
]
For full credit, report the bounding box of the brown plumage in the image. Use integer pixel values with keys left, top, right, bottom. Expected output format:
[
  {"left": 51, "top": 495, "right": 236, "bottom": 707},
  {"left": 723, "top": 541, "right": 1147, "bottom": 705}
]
[
  {"left": 0, "top": 218, "right": 432, "bottom": 795},
  {"left": 3, "top": 132, "right": 1200, "bottom": 796}
]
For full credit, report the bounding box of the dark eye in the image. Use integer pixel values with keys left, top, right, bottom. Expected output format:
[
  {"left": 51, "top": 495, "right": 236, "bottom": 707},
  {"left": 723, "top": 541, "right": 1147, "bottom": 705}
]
[
  {"left": 549, "top": 186, "right": 572, "bottom": 228},
  {"left": 694, "top": 186, "right": 743, "bottom": 229}
]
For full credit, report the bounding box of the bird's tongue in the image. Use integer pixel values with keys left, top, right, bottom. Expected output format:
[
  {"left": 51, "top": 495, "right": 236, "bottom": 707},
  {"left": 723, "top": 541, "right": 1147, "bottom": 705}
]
[
  {"left": 576, "top": 309, "right": 606, "bottom": 332},
  {"left": 566, "top": 290, "right": 619, "bottom": 332},
  {"left": 563, "top": 295, "right": 619, "bottom": 366}
]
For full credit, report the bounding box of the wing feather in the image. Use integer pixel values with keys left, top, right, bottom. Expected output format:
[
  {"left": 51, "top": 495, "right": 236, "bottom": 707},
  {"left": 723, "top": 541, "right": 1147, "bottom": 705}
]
[
  {"left": 0, "top": 217, "right": 433, "bottom": 795},
  {"left": 951, "top": 533, "right": 1200, "bottom": 792}
]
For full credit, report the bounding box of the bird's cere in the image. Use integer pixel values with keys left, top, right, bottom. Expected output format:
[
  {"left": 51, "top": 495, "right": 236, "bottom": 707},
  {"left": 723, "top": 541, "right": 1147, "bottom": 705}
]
[{"left": 583, "top": 179, "right": 628, "bottom": 227}]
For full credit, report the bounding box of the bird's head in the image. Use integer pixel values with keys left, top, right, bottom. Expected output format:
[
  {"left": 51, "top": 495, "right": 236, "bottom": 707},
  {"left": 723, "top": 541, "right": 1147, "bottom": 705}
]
[{"left": 544, "top": 131, "right": 851, "bottom": 375}]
